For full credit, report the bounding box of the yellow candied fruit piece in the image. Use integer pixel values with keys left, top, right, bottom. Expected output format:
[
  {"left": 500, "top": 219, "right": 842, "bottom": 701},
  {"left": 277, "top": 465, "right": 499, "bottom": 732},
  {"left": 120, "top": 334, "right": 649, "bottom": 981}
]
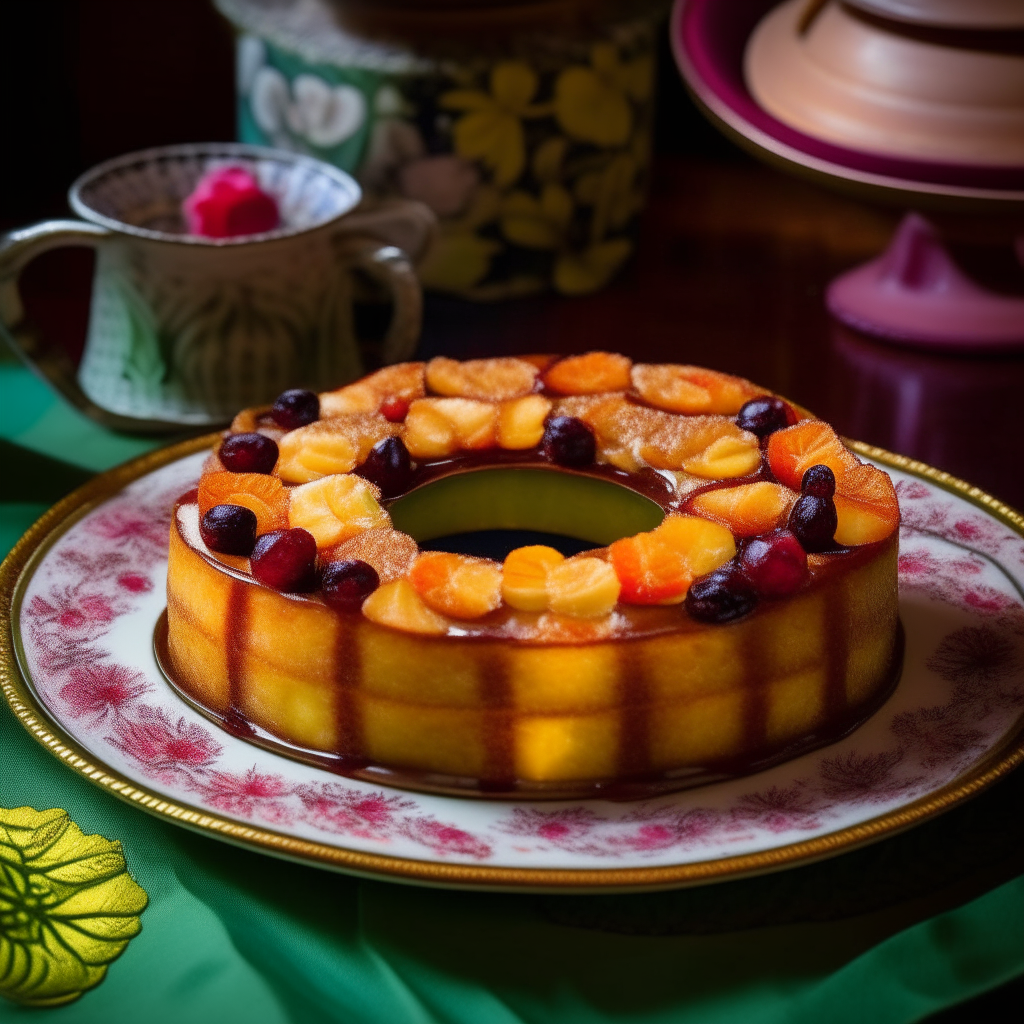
[
  {"left": 502, "top": 545, "right": 565, "bottom": 612},
  {"left": 288, "top": 475, "right": 389, "bottom": 548},
  {"left": 497, "top": 394, "right": 552, "bottom": 450},
  {"left": 547, "top": 556, "right": 621, "bottom": 618},
  {"left": 682, "top": 434, "right": 761, "bottom": 479},
  {"left": 361, "top": 579, "right": 449, "bottom": 635}
]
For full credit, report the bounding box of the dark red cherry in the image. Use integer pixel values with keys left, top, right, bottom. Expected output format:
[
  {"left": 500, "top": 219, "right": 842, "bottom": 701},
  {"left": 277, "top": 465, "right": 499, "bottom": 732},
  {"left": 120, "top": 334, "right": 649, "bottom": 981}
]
[
  {"left": 250, "top": 528, "right": 318, "bottom": 592},
  {"left": 741, "top": 529, "right": 808, "bottom": 597},
  {"left": 355, "top": 436, "right": 413, "bottom": 497},
  {"left": 200, "top": 504, "right": 258, "bottom": 556},
  {"left": 788, "top": 494, "right": 838, "bottom": 552},
  {"left": 801, "top": 464, "right": 836, "bottom": 499},
  {"left": 219, "top": 432, "right": 279, "bottom": 474},
  {"left": 271, "top": 389, "right": 319, "bottom": 429},
  {"left": 321, "top": 559, "right": 380, "bottom": 611},
  {"left": 542, "top": 416, "right": 596, "bottom": 467},
  {"left": 736, "top": 397, "right": 790, "bottom": 438},
  {"left": 684, "top": 564, "right": 757, "bottom": 623}
]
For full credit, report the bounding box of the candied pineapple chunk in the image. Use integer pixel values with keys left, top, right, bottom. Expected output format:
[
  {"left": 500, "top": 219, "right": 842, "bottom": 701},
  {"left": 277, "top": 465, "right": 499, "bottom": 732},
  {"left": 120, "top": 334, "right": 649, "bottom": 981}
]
[
  {"left": 497, "top": 394, "right": 552, "bottom": 449},
  {"left": 546, "top": 557, "right": 620, "bottom": 618},
  {"left": 278, "top": 415, "right": 398, "bottom": 484},
  {"left": 361, "top": 579, "right": 449, "bottom": 635},
  {"left": 403, "top": 398, "right": 498, "bottom": 457},
  {"left": 682, "top": 434, "right": 761, "bottom": 478},
  {"left": 320, "top": 362, "right": 425, "bottom": 416},
  {"left": 289, "top": 474, "right": 388, "bottom": 547}
]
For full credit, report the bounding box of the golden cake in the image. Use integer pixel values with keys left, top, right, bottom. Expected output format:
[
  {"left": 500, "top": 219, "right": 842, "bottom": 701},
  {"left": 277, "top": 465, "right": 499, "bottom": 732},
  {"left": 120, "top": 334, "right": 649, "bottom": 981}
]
[{"left": 162, "top": 353, "right": 901, "bottom": 798}]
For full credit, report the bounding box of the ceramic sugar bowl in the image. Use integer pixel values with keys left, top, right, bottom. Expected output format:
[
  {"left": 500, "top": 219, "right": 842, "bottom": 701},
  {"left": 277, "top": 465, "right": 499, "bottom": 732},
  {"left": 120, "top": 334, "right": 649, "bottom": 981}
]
[{"left": 0, "top": 143, "right": 434, "bottom": 431}]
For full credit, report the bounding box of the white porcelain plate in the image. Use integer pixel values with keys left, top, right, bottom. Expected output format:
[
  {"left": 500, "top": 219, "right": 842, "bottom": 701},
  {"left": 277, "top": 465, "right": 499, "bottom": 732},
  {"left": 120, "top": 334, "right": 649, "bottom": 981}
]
[{"left": 3, "top": 440, "right": 1023, "bottom": 891}]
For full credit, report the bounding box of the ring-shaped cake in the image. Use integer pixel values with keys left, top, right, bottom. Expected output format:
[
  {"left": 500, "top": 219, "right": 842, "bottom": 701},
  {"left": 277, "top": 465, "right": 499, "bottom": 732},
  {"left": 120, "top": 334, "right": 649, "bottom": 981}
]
[{"left": 163, "top": 353, "right": 902, "bottom": 798}]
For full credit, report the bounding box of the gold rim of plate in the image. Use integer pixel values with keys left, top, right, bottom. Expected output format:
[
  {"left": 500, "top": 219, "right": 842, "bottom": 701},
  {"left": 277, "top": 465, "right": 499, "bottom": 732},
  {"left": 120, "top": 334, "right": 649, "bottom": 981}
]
[{"left": 2, "top": 434, "right": 1024, "bottom": 893}]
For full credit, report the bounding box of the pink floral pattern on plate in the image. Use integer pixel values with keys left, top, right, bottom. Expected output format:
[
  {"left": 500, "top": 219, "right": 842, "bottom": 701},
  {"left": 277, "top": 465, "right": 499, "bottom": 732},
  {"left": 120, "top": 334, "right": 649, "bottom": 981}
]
[{"left": 15, "top": 454, "right": 1024, "bottom": 870}]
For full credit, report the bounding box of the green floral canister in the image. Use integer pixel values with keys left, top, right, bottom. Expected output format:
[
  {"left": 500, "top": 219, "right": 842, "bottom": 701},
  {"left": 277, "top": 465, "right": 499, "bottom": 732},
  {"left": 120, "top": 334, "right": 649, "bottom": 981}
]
[{"left": 217, "top": 0, "right": 664, "bottom": 299}]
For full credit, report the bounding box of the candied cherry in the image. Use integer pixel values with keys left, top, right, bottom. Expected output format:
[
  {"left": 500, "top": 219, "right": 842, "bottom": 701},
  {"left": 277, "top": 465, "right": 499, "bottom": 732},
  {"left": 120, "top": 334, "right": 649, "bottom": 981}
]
[
  {"left": 200, "top": 504, "right": 258, "bottom": 556},
  {"left": 788, "top": 494, "right": 838, "bottom": 552},
  {"left": 271, "top": 388, "right": 319, "bottom": 429},
  {"left": 736, "top": 396, "right": 790, "bottom": 438},
  {"left": 250, "top": 528, "right": 318, "bottom": 592},
  {"left": 321, "top": 559, "right": 380, "bottom": 611},
  {"left": 801, "top": 463, "right": 836, "bottom": 499},
  {"left": 740, "top": 529, "right": 808, "bottom": 597},
  {"left": 356, "top": 436, "right": 413, "bottom": 497},
  {"left": 541, "top": 416, "right": 596, "bottom": 467},
  {"left": 219, "top": 432, "right": 279, "bottom": 474},
  {"left": 684, "top": 563, "right": 757, "bottom": 623},
  {"left": 380, "top": 398, "right": 410, "bottom": 423}
]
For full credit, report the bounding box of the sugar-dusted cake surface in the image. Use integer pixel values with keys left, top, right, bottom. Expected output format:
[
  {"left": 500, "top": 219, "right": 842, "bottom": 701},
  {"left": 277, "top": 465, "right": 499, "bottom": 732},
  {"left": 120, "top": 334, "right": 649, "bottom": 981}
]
[{"left": 162, "top": 353, "right": 902, "bottom": 797}]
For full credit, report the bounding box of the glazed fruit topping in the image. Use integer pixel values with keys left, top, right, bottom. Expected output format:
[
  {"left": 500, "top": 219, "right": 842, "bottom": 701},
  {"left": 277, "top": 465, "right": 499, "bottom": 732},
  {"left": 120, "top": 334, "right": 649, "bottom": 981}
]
[
  {"left": 736, "top": 396, "right": 791, "bottom": 438},
  {"left": 684, "top": 564, "right": 757, "bottom": 623},
  {"left": 632, "top": 364, "right": 761, "bottom": 415},
  {"left": 200, "top": 503, "right": 258, "bottom": 556},
  {"left": 426, "top": 356, "right": 539, "bottom": 401},
  {"left": 801, "top": 464, "right": 836, "bottom": 498},
  {"left": 768, "top": 421, "right": 899, "bottom": 545},
  {"left": 219, "top": 432, "right": 279, "bottom": 475},
  {"left": 541, "top": 416, "right": 596, "bottom": 467},
  {"left": 609, "top": 515, "right": 736, "bottom": 605},
  {"left": 497, "top": 394, "right": 552, "bottom": 450},
  {"left": 198, "top": 471, "right": 289, "bottom": 535},
  {"left": 409, "top": 551, "right": 503, "bottom": 619},
  {"left": 403, "top": 398, "right": 498, "bottom": 458},
  {"left": 687, "top": 481, "right": 797, "bottom": 537},
  {"left": 787, "top": 494, "right": 838, "bottom": 553},
  {"left": 379, "top": 398, "right": 410, "bottom": 422},
  {"left": 355, "top": 436, "right": 413, "bottom": 497},
  {"left": 739, "top": 529, "right": 808, "bottom": 597},
  {"left": 502, "top": 545, "right": 564, "bottom": 611},
  {"left": 321, "top": 559, "right": 380, "bottom": 611},
  {"left": 271, "top": 388, "right": 320, "bottom": 429},
  {"left": 546, "top": 557, "right": 621, "bottom": 618},
  {"left": 250, "top": 528, "right": 318, "bottom": 592},
  {"left": 544, "top": 352, "right": 632, "bottom": 395},
  {"left": 288, "top": 474, "right": 389, "bottom": 548}
]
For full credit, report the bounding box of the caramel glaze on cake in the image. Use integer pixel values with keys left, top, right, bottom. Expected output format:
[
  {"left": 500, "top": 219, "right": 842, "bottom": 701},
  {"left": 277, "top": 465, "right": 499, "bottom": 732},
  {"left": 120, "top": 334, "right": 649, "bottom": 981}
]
[{"left": 161, "top": 354, "right": 903, "bottom": 799}]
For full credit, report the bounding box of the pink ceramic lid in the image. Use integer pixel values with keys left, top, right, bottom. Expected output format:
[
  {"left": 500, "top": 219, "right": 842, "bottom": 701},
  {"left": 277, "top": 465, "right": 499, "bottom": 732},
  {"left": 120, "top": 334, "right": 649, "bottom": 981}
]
[{"left": 670, "top": 0, "right": 1024, "bottom": 208}]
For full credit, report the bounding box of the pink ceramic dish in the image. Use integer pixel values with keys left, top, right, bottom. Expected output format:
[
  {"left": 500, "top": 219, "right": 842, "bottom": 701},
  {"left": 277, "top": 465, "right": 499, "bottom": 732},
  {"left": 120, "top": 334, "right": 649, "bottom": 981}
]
[{"left": 670, "top": 0, "right": 1024, "bottom": 211}]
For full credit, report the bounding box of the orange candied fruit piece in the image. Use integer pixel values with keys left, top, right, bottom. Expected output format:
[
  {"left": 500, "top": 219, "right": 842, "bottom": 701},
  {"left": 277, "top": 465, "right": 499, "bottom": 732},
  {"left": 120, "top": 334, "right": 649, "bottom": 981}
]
[
  {"left": 198, "top": 471, "right": 289, "bottom": 535},
  {"left": 543, "top": 352, "right": 632, "bottom": 395},
  {"left": 408, "top": 551, "right": 503, "bottom": 620},
  {"left": 766, "top": 420, "right": 856, "bottom": 491},
  {"left": 833, "top": 462, "right": 900, "bottom": 545},
  {"left": 687, "top": 482, "right": 797, "bottom": 537},
  {"left": 768, "top": 422, "right": 899, "bottom": 544},
  {"left": 609, "top": 515, "right": 735, "bottom": 605},
  {"left": 426, "top": 356, "right": 539, "bottom": 401},
  {"left": 631, "top": 364, "right": 762, "bottom": 415}
]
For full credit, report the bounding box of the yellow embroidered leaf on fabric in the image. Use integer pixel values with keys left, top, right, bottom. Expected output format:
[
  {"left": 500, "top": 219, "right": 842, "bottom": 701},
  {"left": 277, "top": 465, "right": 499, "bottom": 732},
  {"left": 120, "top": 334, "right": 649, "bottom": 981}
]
[{"left": 0, "top": 807, "right": 148, "bottom": 1008}]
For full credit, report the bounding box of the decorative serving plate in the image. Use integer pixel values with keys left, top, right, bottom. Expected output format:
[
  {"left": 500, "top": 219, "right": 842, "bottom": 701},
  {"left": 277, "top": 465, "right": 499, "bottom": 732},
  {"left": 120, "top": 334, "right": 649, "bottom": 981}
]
[{"left": 2, "top": 438, "right": 1023, "bottom": 892}]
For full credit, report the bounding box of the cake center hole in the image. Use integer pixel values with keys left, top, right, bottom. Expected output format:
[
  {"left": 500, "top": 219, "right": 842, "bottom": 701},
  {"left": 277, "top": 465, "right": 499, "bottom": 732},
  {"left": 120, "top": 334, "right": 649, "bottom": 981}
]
[{"left": 388, "top": 468, "right": 665, "bottom": 557}]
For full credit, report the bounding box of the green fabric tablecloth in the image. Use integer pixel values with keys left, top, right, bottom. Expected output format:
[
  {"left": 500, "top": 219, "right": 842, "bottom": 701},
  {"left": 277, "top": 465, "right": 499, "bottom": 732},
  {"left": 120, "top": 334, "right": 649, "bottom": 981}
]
[{"left": 2, "top": 357, "right": 1023, "bottom": 1022}]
